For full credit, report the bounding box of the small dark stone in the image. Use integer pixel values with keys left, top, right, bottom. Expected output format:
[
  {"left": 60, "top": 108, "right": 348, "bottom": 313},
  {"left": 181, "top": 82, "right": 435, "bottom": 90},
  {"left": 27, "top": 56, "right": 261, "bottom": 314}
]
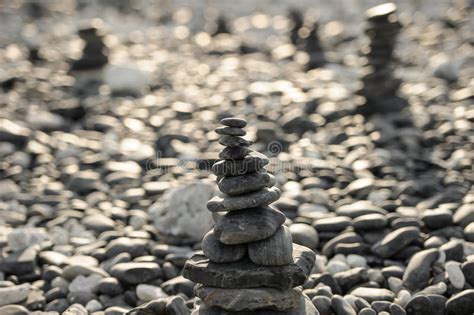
[
  {"left": 215, "top": 126, "right": 246, "bottom": 136},
  {"left": 331, "top": 294, "right": 356, "bottom": 315},
  {"left": 219, "top": 135, "right": 252, "bottom": 147},
  {"left": 220, "top": 117, "right": 247, "bottom": 128},
  {"left": 212, "top": 153, "right": 269, "bottom": 176},
  {"left": 202, "top": 229, "right": 246, "bottom": 263}
]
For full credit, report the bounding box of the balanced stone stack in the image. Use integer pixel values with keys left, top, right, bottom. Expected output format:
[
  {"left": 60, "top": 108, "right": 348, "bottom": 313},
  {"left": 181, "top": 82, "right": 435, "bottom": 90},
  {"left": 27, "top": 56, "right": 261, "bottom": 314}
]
[
  {"left": 183, "top": 117, "right": 317, "bottom": 314},
  {"left": 70, "top": 25, "right": 108, "bottom": 71},
  {"left": 357, "top": 2, "right": 407, "bottom": 114}
]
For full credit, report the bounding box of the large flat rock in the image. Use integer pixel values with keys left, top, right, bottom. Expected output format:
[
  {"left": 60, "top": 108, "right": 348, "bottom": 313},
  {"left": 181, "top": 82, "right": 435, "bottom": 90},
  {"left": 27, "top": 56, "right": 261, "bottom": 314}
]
[{"left": 183, "top": 244, "right": 315, "bottom": 289}]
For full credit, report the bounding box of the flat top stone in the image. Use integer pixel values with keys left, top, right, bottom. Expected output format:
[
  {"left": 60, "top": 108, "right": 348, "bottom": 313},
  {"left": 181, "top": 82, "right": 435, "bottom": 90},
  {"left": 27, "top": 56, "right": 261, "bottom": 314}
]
[
  {"left": 207, "top": 187, "right": 281, "bottom": 212},
  {"left": 220, "top": 117, "right": 247, "bottom": 128},
  {"left": 183, "top": 244, "right": 315, "bottom": 289}
]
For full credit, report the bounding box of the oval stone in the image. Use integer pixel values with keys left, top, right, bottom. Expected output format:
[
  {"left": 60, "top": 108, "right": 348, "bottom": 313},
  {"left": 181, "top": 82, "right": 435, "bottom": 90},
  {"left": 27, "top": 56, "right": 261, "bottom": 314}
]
[
  {"left": 202, "top": 230, "right": 246, "bottom": 263},
  {"left": 220, "top": 117, "right": 247, "bottom": 128},
  {"left": 207, "top": 187, "right": 281, "bottom": 212},
  {"left": 248, "top": 226, "right": 293, "bottom": 266},
  {"left": 217, "top": 172, "right": 275, "bottom": 196}
]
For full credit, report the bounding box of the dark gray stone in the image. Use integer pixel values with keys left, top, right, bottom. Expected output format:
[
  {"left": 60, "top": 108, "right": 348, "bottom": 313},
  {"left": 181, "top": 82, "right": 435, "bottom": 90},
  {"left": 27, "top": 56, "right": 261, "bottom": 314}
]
[
  {"left": 331, "top": 294, "right": 356, "bottom": 315},
  {"left": 446, "top": 290, "right": 474, "bottom": 315},
  {"left": 405, "top": 295, "right": 433, "bottom": 315},
  {"left": 219, "top": 146, "right": 251, "bottom": 160},
  {"left": 402, "top": 249, "right": 439, "bottom": 292},
  {"left": 215, "top": 126, "right": 246, "bottom": 136},
  {"left": 207, "top": 187, "right": 280, "bottom": 212},
  {"left": 214, "top": 207, "right": 286, "bottom": 244},
  {"left": 462, "top": 261, "right": 474, "bottom": 286},
  {"left": 352, "top": 214, "right": 387, "bottom": 231},
  {"left": 110, "top": 262, "right": 162, "bottom": 285},
  {"left": 312, "top": 295, "right": 332, "bottom": 315},
  {"left": 219, "top": 135, "right": 251, "bottom": 147},
  {"left": 211, "top": 152, "right": 269, "bottom": 176},
  {"left": 371, "top": 227, "right": 420, "bottom": 258},
  {"left": 220, "top": 117, "right": 247, "bottom": 128},
  {"left": 202, "top": 230, "right": 246, "bottom": 263},
  {"left": 195, "top": 285, "right": 301, "bottom": 311},
  {"left": 183, "top": 244, "right": 315, "bottom": 289},
  {"left": 217, "top": 172, "right": 275, "bottom": 196},
  {"left": 248, "top": 226, "right": 293, "bottom": 266}
]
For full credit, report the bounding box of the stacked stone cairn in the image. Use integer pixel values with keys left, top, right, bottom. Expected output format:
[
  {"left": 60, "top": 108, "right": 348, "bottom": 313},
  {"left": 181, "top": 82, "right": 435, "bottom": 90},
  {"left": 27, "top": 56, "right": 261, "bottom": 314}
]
[
  {"left": 357, "top": 2, "right": 407, "bottom": 114},
  {"left": 70, "top": 25, "right": 108, "bottom": 71},
  {"left": 183, "top": 117, "right": 317, "bottom": 314}
]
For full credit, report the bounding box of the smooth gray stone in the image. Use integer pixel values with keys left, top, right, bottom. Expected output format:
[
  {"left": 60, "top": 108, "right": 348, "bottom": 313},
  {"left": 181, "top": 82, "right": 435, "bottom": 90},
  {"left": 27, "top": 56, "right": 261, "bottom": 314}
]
[
  {"left": 425, "top": 294, "right": 447, "bottom": 315},
  {"left": 166, "top": 296, "right": 190, "bottom": 315},
  {"left": 350, "top": 287, "right": 395, "bottom": 303},
  {"left": 331, "top": 294, "right": 356, "bottom": 315},
  {"left": 352, "top": 214, "right": 387, "bottom": 231},
  {"left": 453, "top": 204, "right": 474, "bottom": 227},
  {"left": 195, "top": 285, "right": 301, "bottom": 311},
  {"left": 446, "top": 289, "right": 474, "bottom": 315},
  {"left": 405, "top": 295, "right": 433, "bottom": 315},
  {"left": 312, "top": 295, "right": 332, "bottom": 315},
  {"left": 192, "top": 294, "right": 318, "bottom": 314},
  {"left": 207, "top": 187, "right": 281, "bottom": 212},
  {"left": 313, "top": 216, "right": 352, "bottom": 232},
  {"left": 334, "top": 267, "right": 368, "bottom": 293},
  {"left": 219, "top": 135, "right": 251, "bottom": 147},
  {"left": 402, "top": 249, "right": 439, "bottom": 292},
  {"left": 202, "top": 230, "right": 246, "bottom": 263},
  {"left": 215, "top": 126, "right": 246, "bottom": 136},
  {"left": 336, "top": 202, "right": 387, "bottom": 218},
  {"left": 1, "top": 246, "right": 38, "bottom": 275},
  {"left": 420, "top": 209, "right": 453, "bottom": 230},
  {"left": 290, "top": 223, "right": 319, "bottom": 250},
  {"left": 248, "top": 226, "right": 293, "bottom": 266},
  {"left": 212, "top": 152, "right": 269, "bottom": 176},
  {"left": 214, "top": 207, "right": 286, "bottom": 244},
  {"left": 462, "top": 261, "right": 474, "bottom": 286},
  {"left": 128, "top": 298, "right": 167, "bottom": 315},
  {"left": 322, "top": 232, "right": 362, "bottom": 257},
  {"left": 358, "top": 308, "right": 376, "bottom": 315},
  {"left": 220, "top": 117, "right": 247, "bottom": 128},
  {"left": 371, "top": 227, "right": 420, "bottom": 258},
  {"left": 183, "top": 244, "right": 315, "bottom": 289},
  {"left": 389, "top": 303, "right": 406, "bottom": 315},
  {"left": 219, "top": 146, "right": 251, "bottom": 160},
  {"left": 110, "top": 262, "right": 162, "bottom": 285},
  {"left": 217, "top": 172, "right": 275, "bottom": 196}
]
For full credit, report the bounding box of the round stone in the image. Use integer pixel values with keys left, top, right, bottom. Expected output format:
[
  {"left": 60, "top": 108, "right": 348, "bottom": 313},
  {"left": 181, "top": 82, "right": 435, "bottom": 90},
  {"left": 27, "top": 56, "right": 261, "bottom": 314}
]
[
  {"left": 202, "top": 230, "right": 246, "bottom": 263},
  {"left": 214, "top": 207, "right": 286, "bottom": 245},
  {"left": 248, "top": 226, "right": 293, "bottom": 266},
  {"left": 220, "top": 117, "right": 247, "bottom": 128},
  {"left": 207, "top": 187, "right": 281, "bottom": 212},
  {"left": 289, "top": 223, "right": 319, "bottom": 250},
  {"left": 446, "top": 290, "right": 474, "bottom": 315},
  {"left": 110, "top": 262, "right": 162, "bottom": 285},
  {"left": 352, "top": 213, "right": 387, "bottom": 231}
]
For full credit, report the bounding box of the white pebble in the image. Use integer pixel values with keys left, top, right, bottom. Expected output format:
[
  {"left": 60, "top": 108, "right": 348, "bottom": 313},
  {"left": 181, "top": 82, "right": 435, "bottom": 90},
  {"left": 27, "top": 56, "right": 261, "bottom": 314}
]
[
  {"left": 388, "top": 277, "right": 403, "bottom": 293},
  {"left": 445, "top": 261, "right": 465, "bottom": 289},
  {"left": 346, "top": 254, "right": 367, "bottom": 268},
  {"left": 437, "top": 249, "right": 446, "bottom": 263},
  {"left": 85, "top": 300, "right": 103, "bottom": 312},
  {"left": 332, "top": 254, "right": 347, "bottom": 263},
  {"left": 416, "top": 282, "right": 447, "bottom": 295},
  {"left": 367, "top": 268, "right": 384, "bottom": 283},
  {"left": 397, "top": 289, "right": 411, "bottom": 307},
  {"left": 136, "top": 284, "right": 168, "bottom": 302},
  {"left": 326, "top": 260, "right": 350, "bottom": 274}
]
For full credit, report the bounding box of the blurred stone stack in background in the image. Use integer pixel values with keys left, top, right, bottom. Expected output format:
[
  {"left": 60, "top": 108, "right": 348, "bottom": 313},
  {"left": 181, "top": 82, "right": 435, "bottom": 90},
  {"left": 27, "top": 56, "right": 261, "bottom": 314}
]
[
  {"left": 183, "top": 117, "right": 317, "bottom": 314},
  {"left": 357, "top": 2, "right": 407, "bottom": 115},
  {"left": 70, "top": 22, "right": 108, "bottom": 72}
]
